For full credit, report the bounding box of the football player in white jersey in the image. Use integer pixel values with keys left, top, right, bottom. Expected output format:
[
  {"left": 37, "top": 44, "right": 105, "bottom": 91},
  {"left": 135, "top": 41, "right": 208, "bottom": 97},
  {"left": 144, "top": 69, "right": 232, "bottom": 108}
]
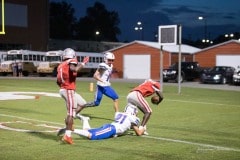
[
  {"left": 77, "top": 52, "right": 119, "bottom": 114},
  {"left": 72, "top": 104, "right": 145, "bottom": 140}
]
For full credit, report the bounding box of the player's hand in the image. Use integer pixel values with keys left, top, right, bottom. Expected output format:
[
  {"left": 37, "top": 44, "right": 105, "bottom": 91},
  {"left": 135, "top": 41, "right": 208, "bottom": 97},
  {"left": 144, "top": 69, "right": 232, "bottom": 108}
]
[{"left": 82, "top": 56, "right": 89, "bottom": 65}]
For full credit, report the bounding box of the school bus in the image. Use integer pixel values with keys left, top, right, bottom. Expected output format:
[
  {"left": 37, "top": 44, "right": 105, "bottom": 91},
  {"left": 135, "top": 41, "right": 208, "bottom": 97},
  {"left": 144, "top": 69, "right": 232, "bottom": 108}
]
[
  {"left": 37, "top": 50, "right": 63, "bottom": 76},
  {"left": 0, "top": 51, "right": 7, "bottom": 63},
  {"left": 37, "top": 51, "right": 104, "bottom": 77},
  {"left": 0, "top": 50, "right": 45, "bottom": 76}
]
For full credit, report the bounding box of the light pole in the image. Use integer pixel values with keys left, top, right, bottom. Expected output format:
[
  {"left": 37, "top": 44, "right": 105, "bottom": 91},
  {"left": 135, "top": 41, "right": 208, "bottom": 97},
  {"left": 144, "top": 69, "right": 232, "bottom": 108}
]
[{"left": 134, "top": 21, "right": 143, "bottom": 40}]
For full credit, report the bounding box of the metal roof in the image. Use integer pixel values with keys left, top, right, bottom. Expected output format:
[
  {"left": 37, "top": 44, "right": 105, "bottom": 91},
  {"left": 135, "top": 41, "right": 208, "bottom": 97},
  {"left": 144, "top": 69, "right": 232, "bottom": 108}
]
[{"left": 107, "top": 40, "right": 201, "bottom": 54}]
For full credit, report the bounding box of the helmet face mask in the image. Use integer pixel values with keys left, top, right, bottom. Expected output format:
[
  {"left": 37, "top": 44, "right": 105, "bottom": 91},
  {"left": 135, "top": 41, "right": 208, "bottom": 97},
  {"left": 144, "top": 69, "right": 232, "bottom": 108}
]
[
  {"left": 104, "top": 52, "right": 115, "bottom": 63},
  {"left": 63, "top": 48, "right": 76, "bottom": 60},
  {"left": 124, "top": 104, "right": 138, "bottom": 116}
]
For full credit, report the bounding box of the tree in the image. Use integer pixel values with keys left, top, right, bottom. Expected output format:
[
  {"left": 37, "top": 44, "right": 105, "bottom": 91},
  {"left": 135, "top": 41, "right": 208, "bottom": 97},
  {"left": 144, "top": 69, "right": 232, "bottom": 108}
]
[
  {"left": 74, "top": 2, "right": 121, "bottom": 42},
  {"left": 50, "top": 1, "right": 76, "bottom": 39}
]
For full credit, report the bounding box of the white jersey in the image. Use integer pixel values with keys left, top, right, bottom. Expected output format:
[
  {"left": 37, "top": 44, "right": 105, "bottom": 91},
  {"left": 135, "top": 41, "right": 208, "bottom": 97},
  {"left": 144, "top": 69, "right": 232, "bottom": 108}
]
[
  {"left": 111, "top": 112, "right": 140, "bottom": 135},
  {"left": 97, "top": 62, "right": 113, "bottom": 86}
]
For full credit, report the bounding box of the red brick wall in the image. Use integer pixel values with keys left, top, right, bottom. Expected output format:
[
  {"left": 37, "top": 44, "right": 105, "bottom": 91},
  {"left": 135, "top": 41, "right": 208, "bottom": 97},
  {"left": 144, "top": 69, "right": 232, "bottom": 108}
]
[
  {"left": 171, "top": 53, "right": 193, "bottom": 65},
  {"left": 194, "top": 41, "right": 240, "bottom": 67}
]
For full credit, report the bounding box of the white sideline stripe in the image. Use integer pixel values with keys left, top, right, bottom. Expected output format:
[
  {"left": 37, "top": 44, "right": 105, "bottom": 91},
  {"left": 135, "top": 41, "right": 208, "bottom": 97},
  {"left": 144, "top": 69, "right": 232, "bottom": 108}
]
[
  {"left": 166, "top": 99, "right": 240, "bottom": 108},
  {"left": 143, "top": 135, "right": 240, "bottom": 152},
  {"left": 0, "top": 113, "right": 63, "bottom": 126},
  {"left": 1, "top": 113, "right": 240, "bottom": 152}
]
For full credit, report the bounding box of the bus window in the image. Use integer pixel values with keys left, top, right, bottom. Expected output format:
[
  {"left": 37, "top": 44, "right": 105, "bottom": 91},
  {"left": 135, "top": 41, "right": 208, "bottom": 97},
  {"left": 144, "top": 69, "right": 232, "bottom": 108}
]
[
  {"left": 16, "top": 54, "right": 22, "bottom": 60},
  {"left": 33, "top": 55, "right": 36, "bottom": 61},
  {"left": 24, "top": 55, "right": 28, "bottom": 60},
  {"left": 41, "top": 55, "right": 45, "bottom": 61},
  {"left": 92, "top": 57, "right": 96, "bottom": 63},
  {"left": 29, "top": 55, "right": 33, "bottom": 61}
]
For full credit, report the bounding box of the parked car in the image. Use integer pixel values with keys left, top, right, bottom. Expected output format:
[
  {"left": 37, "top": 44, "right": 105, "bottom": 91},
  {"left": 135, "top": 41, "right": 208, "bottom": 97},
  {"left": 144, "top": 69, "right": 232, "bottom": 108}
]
[
  {"left": 232, "top": 67, "right": 240, "bottom": 85},
  {"left": 200, "top": 66, "right": 235, "bottom": 84},
  {"left": 163, "top": 62, "right": 202, "bottom": 82}
]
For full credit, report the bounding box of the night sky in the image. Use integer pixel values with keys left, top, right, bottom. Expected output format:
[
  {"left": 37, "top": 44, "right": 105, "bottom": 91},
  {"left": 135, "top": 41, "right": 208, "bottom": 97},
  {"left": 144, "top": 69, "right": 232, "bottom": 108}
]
[{"left": 51, "top": 0, "right": 240, "bottom": 42}]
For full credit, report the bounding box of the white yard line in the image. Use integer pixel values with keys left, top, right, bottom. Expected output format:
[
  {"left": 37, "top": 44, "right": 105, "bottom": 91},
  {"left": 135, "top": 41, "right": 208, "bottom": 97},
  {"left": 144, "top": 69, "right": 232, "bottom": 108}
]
[
  {"left": 143, "top": 135, "right": 240, "bottom": 152},
  {"left": 166, "top": 99, "right": 240, "bottom": 108}
]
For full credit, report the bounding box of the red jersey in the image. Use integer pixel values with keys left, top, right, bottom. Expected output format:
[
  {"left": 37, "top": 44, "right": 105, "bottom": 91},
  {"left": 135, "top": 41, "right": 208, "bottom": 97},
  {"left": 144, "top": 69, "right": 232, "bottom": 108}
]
[
  {"left": 57, "top": 58, "right": 78, "bottom": 90},
  {"left": 131, "top": 79, "right": 160, "bottom": 97}
]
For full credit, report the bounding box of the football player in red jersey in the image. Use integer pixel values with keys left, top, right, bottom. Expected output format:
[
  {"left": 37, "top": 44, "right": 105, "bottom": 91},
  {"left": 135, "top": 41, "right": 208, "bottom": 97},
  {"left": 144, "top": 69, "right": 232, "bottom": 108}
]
[
  {"left": 126, "top": 79, "right": 163, "bottom": 135},
  {"left": 57, "top": 48, "right": 89, "bottom": 144}
]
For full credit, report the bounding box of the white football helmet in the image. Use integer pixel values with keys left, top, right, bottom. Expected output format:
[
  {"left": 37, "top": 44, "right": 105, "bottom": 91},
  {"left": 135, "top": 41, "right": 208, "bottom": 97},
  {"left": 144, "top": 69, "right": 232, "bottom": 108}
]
[
  {"left": 124, "top": 104, "right": 138, "bottom": 116},
  {"left": 63, "top": 48, "right": 76, "bottom": 60},
  {"left": 104, "top": 52, "right": 115, "bottom": 63}
]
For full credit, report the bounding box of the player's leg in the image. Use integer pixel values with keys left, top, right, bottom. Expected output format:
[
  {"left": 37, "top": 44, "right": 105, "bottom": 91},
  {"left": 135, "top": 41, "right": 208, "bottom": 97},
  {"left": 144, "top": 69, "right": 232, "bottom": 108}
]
[
  {"left": 74, "top": 93, "right": 87, "bottom": 117},
  {"left": 128, "top": 91, "right": 152, "bottom": 135},
  {"left": 84, "top": 85, "right": 103, "bottom": 107},
  {"left": 73, "top": 117, "right": 91, "bottom": 139},
  {"left": 104, "top": 86, "right": 119, "bottom": 112},
  {"left": 59, "top": 89, "right": 75, "bottom": 144},
  {"left": 73, "top": 129, "right": 91, "bottom": 139},
  {"left": 89, "top": 124, "right": 116, "bottom": 140}
]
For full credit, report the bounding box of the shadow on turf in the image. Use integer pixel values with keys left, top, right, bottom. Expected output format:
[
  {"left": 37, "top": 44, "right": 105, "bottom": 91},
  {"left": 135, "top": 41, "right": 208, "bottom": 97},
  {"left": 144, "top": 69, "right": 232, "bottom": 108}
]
[{"left": 27, "top": 131, "right": 62, "bottom": 142}]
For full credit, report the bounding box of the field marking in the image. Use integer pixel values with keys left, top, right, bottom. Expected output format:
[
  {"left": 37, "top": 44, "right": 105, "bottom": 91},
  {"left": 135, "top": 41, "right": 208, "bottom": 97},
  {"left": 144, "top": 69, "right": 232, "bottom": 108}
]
[
  {"left": 0, "top": 91, "right": 239, "bottom": 151},
  {"left": 1, "top": 113, "right": 240, "bottom": 152},
  {"left": 0, "top": 113, "right": 63, "bottom": 126},
  {"left": 144, "top": 135, "right": 240, "bottom": 152},
  {"left": 166, "top": 99, "right": 240, "bottom": 108},
  {"left": 1, "top": 91, "right": 239, "bottom": 108}
]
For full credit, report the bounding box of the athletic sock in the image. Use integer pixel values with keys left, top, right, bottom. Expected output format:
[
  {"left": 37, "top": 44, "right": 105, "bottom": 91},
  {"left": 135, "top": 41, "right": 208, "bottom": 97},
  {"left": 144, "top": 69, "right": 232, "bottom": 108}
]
[
  {"left": 83, "top": 120, "right": 91, "bottom": 129},
  {"left": 65, "top": 130, "right": 72, "bottom": 137},
  {"left": 74, "top": 129, "right": 90, "bottom": 138}
]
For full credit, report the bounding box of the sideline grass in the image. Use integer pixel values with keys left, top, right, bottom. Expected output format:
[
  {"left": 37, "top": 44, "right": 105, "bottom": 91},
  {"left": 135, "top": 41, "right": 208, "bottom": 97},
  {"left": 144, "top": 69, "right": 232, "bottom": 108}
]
[{"left": 0, "top": 78, "right": 240, "bottom": 160}]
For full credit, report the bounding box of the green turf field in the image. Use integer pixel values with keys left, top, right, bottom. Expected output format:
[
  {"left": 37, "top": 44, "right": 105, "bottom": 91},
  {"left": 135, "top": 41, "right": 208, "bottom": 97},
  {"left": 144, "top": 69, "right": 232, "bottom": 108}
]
[{"left": 0, "top": 78, "right": 240, "bottom": 160}]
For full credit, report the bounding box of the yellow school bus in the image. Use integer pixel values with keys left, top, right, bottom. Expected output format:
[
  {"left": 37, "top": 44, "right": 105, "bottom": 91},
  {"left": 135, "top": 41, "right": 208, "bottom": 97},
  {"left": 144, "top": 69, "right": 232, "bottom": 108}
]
[
  {"left": 37, "top": 50, "right": 63, "bottom": 76},
  {"left": 0, "top": 50, "right": 45, "bottom": 76}
]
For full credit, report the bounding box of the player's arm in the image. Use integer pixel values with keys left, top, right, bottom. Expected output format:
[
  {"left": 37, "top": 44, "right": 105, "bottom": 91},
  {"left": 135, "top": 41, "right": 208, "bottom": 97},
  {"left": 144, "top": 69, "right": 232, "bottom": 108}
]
[
  {"left": 152, "top": 82, "right": 164, "bottom": 104},
  {"left": 155, "top": 91, "right": 164, "bottom": 104},
  {"left": 93, "top": 65, "right": 106, "bottom": 83},
  {"left": 70, "top": 56, "right": 89, "bottom": 72},
  {"left": 132, "top": 125, "right": 145, "bottom": 136},
  {"left": 93, "top": 69, "right": 103, "bottom": 81},
  {"left": 130, "top": 116, "right": 145, "bottom": 136}
]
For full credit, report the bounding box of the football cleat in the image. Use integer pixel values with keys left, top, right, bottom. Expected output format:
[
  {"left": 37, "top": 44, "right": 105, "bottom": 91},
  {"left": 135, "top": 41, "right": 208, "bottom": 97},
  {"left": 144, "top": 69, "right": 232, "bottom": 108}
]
[{"left": 62, "top": 135, "right": 73, "bottom": 144}]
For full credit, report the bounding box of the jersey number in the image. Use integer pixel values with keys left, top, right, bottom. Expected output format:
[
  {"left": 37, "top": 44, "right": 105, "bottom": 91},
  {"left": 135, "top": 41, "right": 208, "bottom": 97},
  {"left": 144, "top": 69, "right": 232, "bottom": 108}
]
[{"left": 115, "top": 113, "right": 127, "bottom": 124}]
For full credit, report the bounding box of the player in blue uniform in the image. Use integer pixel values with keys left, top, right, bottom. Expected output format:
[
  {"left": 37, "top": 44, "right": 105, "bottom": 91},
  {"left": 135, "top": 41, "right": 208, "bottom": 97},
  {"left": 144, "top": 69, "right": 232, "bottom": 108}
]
[
  {"left": 72, "top": 104, "right": 145, "bottom": 140},
  {"left": 77, "top": 52, "right": 119, "bottom": 114}
]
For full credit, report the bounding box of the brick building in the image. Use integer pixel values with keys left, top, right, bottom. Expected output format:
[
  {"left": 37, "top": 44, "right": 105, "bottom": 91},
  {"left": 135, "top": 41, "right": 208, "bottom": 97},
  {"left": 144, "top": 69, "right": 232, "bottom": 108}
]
[
  {"left": 108, "top": 40, "right": 200, "bottom": 80},
  {"left": 194, "top": 40, "right": 240, "bottom": 69}
]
